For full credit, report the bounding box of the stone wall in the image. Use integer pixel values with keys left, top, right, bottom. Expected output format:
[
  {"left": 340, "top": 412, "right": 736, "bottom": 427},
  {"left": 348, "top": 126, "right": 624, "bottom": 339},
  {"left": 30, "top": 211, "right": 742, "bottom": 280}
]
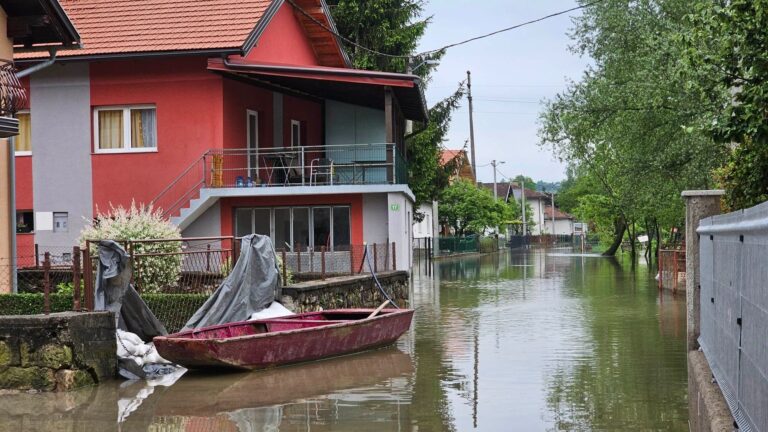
[
  {"left": 0, "top": 312, "right": 116, "bottom": 392},
  {"left": 281, "top": 271, "right": 409, "bottom": 312},
  {"left": 688, "top": 351, "right": 735, "bottom": 431}
]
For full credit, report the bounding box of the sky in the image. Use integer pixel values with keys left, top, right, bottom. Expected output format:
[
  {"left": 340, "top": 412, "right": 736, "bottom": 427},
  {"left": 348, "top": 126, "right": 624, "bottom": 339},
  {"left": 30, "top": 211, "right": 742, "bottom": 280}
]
[{"left": 416, "top": 1, "right": 592, "bottom": 184}]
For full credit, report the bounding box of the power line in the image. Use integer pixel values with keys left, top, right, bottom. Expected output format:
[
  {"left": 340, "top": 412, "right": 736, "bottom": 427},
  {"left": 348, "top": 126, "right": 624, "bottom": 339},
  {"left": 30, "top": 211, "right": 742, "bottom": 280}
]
[
  {"left": 289, "top": 0, "right": 604, "bottom": 61},
  {"left": 415, "top": 0, "right": 605, "bottom": 57}
]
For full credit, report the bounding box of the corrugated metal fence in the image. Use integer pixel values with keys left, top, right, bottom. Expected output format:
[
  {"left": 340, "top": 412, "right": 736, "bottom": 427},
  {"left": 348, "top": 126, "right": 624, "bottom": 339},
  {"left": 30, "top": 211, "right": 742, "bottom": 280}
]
[{"left": 698, "top": 201, "right": 768, "bottom": 432}]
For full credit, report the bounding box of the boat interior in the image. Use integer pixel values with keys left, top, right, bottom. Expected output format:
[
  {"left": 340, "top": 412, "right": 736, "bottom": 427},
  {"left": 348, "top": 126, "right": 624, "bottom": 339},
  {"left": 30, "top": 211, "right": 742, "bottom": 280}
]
[{"left": 176, "top": 310, "right": 397, "bottom": 340}]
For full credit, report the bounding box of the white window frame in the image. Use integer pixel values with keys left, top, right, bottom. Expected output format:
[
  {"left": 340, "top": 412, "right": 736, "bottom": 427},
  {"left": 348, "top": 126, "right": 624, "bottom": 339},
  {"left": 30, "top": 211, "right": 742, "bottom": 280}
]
[
  {"left": 93, "top": 105, "right": 158, "bottom": 154},
  {"left": 14, "top": 110, "right": 31, "bottom": 156}
]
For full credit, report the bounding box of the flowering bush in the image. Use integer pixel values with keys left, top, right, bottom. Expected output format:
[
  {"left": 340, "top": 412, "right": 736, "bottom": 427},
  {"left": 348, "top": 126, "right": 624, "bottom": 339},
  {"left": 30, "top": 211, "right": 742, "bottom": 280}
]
[{"left": 80, "top": 202, "right": 181, "bottom": 293}]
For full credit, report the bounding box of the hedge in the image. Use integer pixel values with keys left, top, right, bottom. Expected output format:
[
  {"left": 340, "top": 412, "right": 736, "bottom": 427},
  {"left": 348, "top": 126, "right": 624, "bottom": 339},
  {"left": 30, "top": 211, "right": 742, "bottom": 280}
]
[
  {"left": 0, "top": 293, "right": 74, "bottom": 315},
  {"left": 0, "top": 293, "right": 210, "bottom": 334}
]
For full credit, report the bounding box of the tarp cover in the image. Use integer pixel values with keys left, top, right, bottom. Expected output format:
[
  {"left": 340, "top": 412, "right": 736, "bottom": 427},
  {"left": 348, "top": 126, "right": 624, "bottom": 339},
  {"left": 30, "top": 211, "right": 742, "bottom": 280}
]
[
  {"left": 183, "top": 234, "right": 281, "bottom": 330},
  {"left": 95, "top": 240, "right": 168, "bottom": 342}
]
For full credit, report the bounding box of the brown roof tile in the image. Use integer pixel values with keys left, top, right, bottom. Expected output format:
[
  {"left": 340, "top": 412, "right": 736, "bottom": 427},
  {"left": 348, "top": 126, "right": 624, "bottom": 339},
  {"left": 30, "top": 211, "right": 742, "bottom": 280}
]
[{"left": 16, "top": 0, "right": 274, "bottom": 59}]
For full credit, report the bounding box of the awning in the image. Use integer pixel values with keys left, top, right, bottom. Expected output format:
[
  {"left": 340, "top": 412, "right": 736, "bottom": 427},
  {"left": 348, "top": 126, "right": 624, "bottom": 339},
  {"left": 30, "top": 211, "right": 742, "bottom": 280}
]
[{"left": 208, "top": 58, "right": 429, "bottom": 122}]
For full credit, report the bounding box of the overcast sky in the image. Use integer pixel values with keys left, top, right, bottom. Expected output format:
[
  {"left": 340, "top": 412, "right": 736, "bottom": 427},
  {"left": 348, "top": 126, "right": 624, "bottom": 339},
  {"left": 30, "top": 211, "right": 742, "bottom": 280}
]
[{"left": 417, "top": 1, "right": 591, "bottom": 184}]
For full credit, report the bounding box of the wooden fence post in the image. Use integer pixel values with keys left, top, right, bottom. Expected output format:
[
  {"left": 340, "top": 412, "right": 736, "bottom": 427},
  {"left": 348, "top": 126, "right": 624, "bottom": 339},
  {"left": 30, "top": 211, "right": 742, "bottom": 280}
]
[
  {"left": 296, "top": 243, "right": 302, "bottom": 273},
  {"left": 392, "top": 242, "right": 396, "bottom": 271},
  {"left": 72, "top": 246, "right": 81, "bottom": 311},
  {"left": 83, "top": 242, "right": 94, "bottom": 311},
  {"left": 373, "top": 243, "right": 378, "bottom": 273}
]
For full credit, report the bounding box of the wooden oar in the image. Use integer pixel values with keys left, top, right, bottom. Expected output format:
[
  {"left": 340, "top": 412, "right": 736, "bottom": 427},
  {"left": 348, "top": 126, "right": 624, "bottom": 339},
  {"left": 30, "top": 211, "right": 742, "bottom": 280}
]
[{"left": 367, "top": 300, "right": 391, "bottom": 319}]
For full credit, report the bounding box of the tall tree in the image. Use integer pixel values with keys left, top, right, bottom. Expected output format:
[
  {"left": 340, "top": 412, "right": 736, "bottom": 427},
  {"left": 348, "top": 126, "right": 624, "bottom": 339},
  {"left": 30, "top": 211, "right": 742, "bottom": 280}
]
[{"left": 539, "top": 0, "right": 727, "bottom": 255}]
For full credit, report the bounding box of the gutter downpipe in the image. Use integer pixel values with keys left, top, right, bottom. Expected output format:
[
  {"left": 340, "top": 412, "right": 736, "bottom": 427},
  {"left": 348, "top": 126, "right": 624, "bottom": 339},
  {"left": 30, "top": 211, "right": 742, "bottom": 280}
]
[
  {"left": 10, "top": 49, "right": 58, "bottom": 293},
  {"left": 16, "top": 48, "right": 58, "bottom": 78}
]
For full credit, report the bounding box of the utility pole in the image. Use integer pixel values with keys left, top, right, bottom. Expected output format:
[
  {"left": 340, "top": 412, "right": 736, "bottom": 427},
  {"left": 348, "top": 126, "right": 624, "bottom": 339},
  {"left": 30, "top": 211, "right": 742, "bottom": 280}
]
[
  {"left": 550, "top": 192, "right": 556, "bottom": 235},
  {"left": 467, "top": 70, "right": 477, "bottom": 178},
  {"left": 490, "top": 160, "right": 504, "bottom": 201},
  {"left": 520, "top": 181, "right": 527, "bottom": 236}
]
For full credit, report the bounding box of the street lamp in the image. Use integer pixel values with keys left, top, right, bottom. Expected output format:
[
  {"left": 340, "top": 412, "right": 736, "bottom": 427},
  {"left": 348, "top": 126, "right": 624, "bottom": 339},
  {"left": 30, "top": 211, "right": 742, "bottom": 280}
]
[{"left": 407, "top": 58, "right": 439, "bottom": 74}]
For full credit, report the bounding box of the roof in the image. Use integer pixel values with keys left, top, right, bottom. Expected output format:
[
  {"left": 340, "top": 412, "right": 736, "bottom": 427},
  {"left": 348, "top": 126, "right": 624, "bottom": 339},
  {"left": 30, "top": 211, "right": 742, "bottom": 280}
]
[
  {"left": 478, "top": 182, "right": 511, "bottom": 200},
  {"left": 440, "top": 149, "right": 463, "bottom": 166},
  {"left": 208, "top": 58, "right": 428, "bottom": 121},
  {"left": 14, "top": 0, "right": 347, "bottom": 66},
  {"left": 510, "top": 183, "right": 547, "bottom": 200},
  {"left": 543, "top": 205, "right": 574, "bottom": 220},
  {"left": 1, "top": 0, "right": 80, "bottom": 50}
]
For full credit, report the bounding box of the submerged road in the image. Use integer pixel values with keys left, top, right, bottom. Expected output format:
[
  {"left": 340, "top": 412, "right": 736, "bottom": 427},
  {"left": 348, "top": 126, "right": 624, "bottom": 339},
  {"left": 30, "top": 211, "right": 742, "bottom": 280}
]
[{"left": 0, "top": 248, "right": 687, "bottom": 431}]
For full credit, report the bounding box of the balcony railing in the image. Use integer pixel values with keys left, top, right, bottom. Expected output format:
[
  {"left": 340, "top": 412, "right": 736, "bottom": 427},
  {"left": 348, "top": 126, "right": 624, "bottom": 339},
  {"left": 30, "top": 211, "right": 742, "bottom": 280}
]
[
  {"left": 151, "top": 143, "right": 408, "bottom": 219},
  {"left": 0, "top": 60, "right": 26, "bottom": 117}
]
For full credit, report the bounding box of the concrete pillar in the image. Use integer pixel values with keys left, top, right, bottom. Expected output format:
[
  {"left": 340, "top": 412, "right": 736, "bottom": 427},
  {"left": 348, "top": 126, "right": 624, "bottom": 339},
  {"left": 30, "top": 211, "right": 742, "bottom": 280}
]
[
  {"left": 0, "top": 6, "right": 15, "bottom": 294},
  {"left": 682, "top": 190, "right": 724, "bottom": 351}
]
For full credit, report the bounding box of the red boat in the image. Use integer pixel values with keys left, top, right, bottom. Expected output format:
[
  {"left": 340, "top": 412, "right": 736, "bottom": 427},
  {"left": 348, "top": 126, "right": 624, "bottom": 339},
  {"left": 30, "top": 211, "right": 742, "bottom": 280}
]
[{"left": 153, "top": 307, "right": 414, "bottom": 370}]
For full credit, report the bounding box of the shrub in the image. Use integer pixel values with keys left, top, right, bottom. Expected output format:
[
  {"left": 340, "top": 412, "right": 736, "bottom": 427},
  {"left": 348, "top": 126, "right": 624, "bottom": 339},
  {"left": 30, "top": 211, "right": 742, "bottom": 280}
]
[
  {"left": 80, "top": 202, "right": 182, "bottom": 293},
  {"left": 0, "top": 293, "right": 73, "bottom": 315}
]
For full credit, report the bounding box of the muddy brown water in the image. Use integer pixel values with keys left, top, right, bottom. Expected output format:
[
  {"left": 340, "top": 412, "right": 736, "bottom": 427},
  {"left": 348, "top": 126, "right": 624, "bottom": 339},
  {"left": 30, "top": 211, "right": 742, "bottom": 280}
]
[{"left": 0, "top": 249, "right": 687, "bottom": 431}]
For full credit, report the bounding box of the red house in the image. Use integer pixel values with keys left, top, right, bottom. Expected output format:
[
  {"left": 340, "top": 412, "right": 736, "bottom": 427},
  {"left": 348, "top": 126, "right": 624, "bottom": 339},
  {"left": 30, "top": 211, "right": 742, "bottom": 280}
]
[{"left": 13, "top": 0, "right": 425, "bottom": 271}]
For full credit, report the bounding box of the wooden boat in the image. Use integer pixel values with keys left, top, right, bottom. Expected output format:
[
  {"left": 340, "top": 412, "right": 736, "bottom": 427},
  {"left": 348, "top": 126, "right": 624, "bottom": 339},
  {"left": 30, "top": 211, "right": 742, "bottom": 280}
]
[{"left": 153, "top": 306, "right": 414, "bottom": 370}]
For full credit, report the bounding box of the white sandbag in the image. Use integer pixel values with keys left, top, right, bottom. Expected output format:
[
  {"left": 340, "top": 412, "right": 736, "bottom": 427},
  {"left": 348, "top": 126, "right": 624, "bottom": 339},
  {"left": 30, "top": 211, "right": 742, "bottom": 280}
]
[{"left": 249, "top": 302, "right": 295, "bottom": 321}]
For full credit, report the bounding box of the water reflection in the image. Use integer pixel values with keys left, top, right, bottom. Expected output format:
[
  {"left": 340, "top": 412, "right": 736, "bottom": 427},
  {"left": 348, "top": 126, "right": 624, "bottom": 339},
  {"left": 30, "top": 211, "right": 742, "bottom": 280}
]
[{"left": 0, "top": 248, "right": 687, "bottom": 431}]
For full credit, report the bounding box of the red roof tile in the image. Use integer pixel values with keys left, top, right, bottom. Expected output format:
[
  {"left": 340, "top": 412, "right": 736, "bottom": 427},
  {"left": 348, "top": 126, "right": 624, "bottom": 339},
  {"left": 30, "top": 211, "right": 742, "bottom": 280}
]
[
  {"left": 440, "top": 149, "right": 463, "bottom": 166},
  {"left": 16, "top": 0, "right": 274, "bottom": 59},
  {"left": 544, "top": 205, "right": 573, "bottom": 220}
]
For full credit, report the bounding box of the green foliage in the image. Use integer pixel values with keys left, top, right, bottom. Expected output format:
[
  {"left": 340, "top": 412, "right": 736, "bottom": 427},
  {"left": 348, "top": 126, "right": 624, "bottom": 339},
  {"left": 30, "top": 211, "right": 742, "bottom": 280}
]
[
  {"left": 682, "top": 0, "right": 768, "bottom": 209},
  {"left": 55, "top": 281, "right": 84, "bottom": 298},
  {"left": 0, "top": 294, "right": 73, "bottom": 316},
  {"left": 438, "top": 180, "right": 511, "bottom": 236},
  {"left": 538, "top": 0, "right": 727, "bottom": 254},
  {"left": 80, "top": 202, "right": 182, "bottom": 293},
  {"left": 407, "top": 84, "right": 465, "bottom": 206},
  {"left": 331, "top": 0, "right": 435, "bottom": 76},
  {"left": 513, "top": 175, "right": 537, "bottom": 191}
]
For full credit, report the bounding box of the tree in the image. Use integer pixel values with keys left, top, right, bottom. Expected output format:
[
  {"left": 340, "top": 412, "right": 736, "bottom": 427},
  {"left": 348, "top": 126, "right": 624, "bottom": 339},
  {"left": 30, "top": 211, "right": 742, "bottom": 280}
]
[
  {"left": 683, "top": 0, "right": 768, "bottom": 210},
  {"left": 513, "top": 175, "right": 537, "bottom": 191},
  {"left": 539, "top": 0, "right": 726, "bottom": 256},
  {"left": 438, "top": 180, "right": 510, "bottom": 236}
]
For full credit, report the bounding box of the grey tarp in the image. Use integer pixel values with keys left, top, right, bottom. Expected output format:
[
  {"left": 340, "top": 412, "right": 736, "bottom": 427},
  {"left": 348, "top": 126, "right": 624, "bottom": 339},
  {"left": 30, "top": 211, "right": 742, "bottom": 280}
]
[
  {"left": 182, "top": 234, "right": 281, "bottom": 330},
  {"left": 95, "top": 240, "right": 168, "bottom": 342}
]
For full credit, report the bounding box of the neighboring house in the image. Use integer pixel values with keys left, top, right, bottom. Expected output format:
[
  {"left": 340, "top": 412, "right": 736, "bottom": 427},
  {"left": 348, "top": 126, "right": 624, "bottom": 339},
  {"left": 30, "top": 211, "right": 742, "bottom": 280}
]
[
  {"left": 541, "top": 205, "right": 575, "bottom": 236},
  {"left": 13, "top": 0, "right": 427, "bottom": 272},
  {"left": 478, "top": 181, "right": 512, "bottom": 202},
  {"left": 0, "top": 0, "right": 79, "bottom": 292},
  {"left": 440, "top": 149, "right": 474, "bottom": 183}
]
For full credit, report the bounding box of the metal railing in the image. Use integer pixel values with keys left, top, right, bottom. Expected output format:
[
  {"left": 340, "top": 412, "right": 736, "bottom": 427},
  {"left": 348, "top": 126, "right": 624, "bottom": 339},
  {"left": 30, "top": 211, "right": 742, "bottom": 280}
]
[
  {"left": 657, "top": 249, "right": 685, "bottom": 292},
  {"left": 0, "top": 60, "right": 26, "bottom": 116},
  {"left": 151, "top": 143, "right": 407, "bottom": 218},
  {"left": 698, "top": 200, "right": 768, "bottom": 432}
]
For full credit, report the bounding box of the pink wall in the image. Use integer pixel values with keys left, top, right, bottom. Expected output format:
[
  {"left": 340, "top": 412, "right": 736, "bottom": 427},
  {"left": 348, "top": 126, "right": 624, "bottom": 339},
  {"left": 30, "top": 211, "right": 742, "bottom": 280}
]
[
  {"left": 89, "top": 57, "right": 223, "bottom": 213},
  {"left": 243, "top": 3, "right": 320, "bottom": 66}
]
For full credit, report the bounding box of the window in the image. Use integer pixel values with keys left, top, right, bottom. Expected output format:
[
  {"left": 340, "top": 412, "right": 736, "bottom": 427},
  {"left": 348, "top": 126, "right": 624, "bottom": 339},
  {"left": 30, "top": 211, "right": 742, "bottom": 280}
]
[
  {"left": 14, "top": 112, "right": 31, "bottom": 155},
  {"left": 53, "top": 212, "right": 68, "bottom": 233},
  {"left": 290, "top": 120, "right": 301, "bottom": 147},
  {"left": 94, "top": 106, "right": 157, "bottom": 153},
  {"left": 234, "top": 206, "right": 350, "bottom": 251},
  {"left": 16, "top": 211, "right": 33, "bottom": 233}
]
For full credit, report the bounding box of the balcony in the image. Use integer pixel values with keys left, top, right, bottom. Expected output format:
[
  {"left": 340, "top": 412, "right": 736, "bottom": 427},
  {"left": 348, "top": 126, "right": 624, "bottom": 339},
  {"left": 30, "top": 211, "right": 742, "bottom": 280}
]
[
  {"left": 152, "top": 143, "right": 409, "bottom": 224},
  {"left": 208, "top": 143, "right": 407, "bottom": 188},
  {"left": 0, "top": 60, "right": 27, "bottom": 138}
]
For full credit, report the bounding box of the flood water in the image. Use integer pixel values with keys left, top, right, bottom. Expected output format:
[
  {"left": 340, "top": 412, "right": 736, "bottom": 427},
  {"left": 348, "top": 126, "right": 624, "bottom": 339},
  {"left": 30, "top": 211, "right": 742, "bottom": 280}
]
[{"left": 0, "top": 249, "right": 688, "bottom": 431}]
